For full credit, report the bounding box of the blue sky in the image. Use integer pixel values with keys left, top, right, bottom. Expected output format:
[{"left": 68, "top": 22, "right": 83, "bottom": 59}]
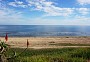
[{"left": 0, "top": 0, "right": 90, "bottom": 25}]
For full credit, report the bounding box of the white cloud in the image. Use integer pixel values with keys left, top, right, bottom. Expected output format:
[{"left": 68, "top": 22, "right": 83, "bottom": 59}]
[
  {"left": 26, "top": 16, "right": 90, "bottom": 25},
  {"left": 26, "top": 0, "right": 73, "bottom": 16},
  {"left": 8, "top": 0, "right": 90, "bottom": 17},
  {"left": 26, "top": 0, "right": 90, "bottom": 17},
  {"left": 77, "top": 0, "right": 90, "bottom": 5},
  {"left": 9, "top": 2, "right": 17, "bottom": 7},
  {"left": 16, "top": 1, "right": 23, "bottom": 5},
  {"left": 75, "top": 15, "right": 89, "bottom": 20},
  {"left": 0, "top": 8, "right": 22, "bottom": 18},
  {"left": 0, "top": 0, "right": 90, "bottom": 25},
  {"left": 0, "top": 6, "right": 25, "bottom": 25},
  {"left": 1, "top": 0, "right": 90, "bottom": 17},
  {"left": 0, "top": 1, "right": 20, "bottom": 20},
  {"left": 8, "top": 0, "right": 27, "bottom": 8},
  {"left": 76, "top": 8, "right": 89, "bottom": 15}
]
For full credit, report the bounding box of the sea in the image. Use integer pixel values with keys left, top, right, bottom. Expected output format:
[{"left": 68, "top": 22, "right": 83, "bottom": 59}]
[{"left": 0, "top": 25, "right": 90, "bottom": 37}]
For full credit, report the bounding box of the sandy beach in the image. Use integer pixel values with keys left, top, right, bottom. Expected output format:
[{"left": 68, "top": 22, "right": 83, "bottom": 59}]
[{"left": 0, "top": 36, "right": 90, "bottom": 49}]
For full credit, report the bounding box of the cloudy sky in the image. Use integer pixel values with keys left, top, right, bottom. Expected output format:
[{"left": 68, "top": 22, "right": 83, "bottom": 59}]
[{"left": 0, "top": 0, "right": 90, "bottom": 25}]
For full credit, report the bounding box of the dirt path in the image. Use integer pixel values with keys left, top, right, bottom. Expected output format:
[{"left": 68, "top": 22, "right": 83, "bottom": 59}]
[{"left": 11, "top": 45, "right": 90, "bottom": 49}]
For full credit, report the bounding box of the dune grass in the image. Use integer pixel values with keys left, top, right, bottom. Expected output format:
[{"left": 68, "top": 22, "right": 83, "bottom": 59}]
[
  {"left": 49, "top": 43, "right": 90, "bottom": 46},
  {"left": 5, "top": 48, "right": 90, "bottom": 62}
]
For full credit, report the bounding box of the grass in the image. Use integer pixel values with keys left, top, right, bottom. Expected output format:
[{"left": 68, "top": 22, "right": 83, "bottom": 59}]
[
  {"left": 6, "top": 48, "right": 90, "bottom": 62},
  {"left": 49, "top": 43, "right": 90, "bottom": 46}
]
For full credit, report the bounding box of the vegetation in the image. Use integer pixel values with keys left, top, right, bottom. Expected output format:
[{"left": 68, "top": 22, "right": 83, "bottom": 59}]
[
  {"left": 5, "top": 48, "right": 90, "bottom": 62},
  {"left": 1, "top": 32, "right": 90, "bottom": 62},
  {"left": 0, "top": 40, "right": 90, "bottom": 62},
  {"left": 0, "top": 41, "right": 28, "bottom": 62},
  {"left": 49, "top": 43, "right": 90, "bottom": 46}
]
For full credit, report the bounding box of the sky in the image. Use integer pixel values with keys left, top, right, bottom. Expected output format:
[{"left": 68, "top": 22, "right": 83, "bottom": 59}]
[{"left": 0, "top": 0, "right": 90, "bottom": 25}]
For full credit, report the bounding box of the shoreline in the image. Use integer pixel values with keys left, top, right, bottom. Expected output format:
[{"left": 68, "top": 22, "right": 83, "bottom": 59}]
[{"left": 0, "top": 35, "right": 89, "bottom": 37}]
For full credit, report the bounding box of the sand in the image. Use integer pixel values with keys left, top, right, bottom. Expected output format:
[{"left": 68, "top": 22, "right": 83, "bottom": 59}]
[{"left": 0, "top": 36, "right": 90, "bottom": 49}]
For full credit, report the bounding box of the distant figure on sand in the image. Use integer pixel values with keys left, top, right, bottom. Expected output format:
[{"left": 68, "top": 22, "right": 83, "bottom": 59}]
[{"left": 5, "top": 33, "right": 8, "bottom": 41}]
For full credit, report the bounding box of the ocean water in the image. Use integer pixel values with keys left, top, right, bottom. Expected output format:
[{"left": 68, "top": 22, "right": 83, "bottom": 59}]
[{"left": 0, "top": 25, "right": 90, "bottom": 37}]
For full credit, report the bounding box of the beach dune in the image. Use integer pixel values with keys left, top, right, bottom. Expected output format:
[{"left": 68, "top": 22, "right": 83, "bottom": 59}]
[{"left": 0, "top": 37, "right": 90, "bottom": 49}]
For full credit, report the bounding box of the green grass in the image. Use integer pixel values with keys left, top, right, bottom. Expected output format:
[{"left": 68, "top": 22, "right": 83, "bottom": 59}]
[
  {"left": 49, "top": 43, "right": 90, "bottom": 46},
  {"left": 6, "top": 48, "right": 90, "bottom": 62}
]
